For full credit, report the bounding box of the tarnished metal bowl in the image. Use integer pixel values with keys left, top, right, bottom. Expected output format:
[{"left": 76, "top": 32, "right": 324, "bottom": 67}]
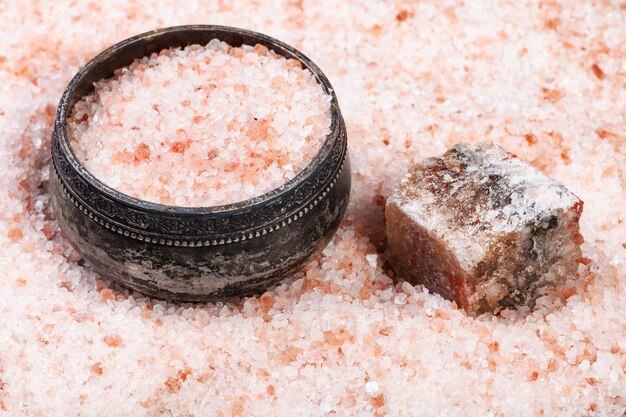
[{"left": 50, "top": 25, "right": 350, "bottom": 301}]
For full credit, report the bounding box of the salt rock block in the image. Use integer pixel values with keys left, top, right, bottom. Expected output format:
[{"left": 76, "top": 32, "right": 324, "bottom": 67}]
[{"left": 385, "top": 142, "right": 584, "bottom": 316}]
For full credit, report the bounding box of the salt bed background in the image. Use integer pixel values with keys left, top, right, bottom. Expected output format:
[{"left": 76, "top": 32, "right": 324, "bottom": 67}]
[{"left": 0, "top": 1, "right": 624, "bottom": 416}]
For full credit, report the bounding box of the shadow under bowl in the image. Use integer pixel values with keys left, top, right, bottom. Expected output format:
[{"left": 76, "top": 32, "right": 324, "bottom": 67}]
[{"left": 50, "top": 25, "right": 350, "bottom": 302}]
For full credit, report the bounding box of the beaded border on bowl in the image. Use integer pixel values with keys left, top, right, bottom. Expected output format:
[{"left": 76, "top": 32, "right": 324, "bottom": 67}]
[{"left": 52, "top": 148, "right": 347, "bottom": 247}]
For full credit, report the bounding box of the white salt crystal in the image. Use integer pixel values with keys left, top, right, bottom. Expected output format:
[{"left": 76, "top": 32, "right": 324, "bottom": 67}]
[
  {"left": 365, "top": 254, "right": 377, "bottom": 268},
  {"left": 394, "top": 293, "right": 408, "bottom": 305},
  {"left": 401, "top": 281, "right": 417, "bottom": 296},
  {"left": 364, "top": 381, "right": 380, "bottom": 395},
  {"left": 34, "top": 199, "right": 44, "bottom": 212},
  {"left": 578, "top": 359, "right": 590, "bottom": 371}
]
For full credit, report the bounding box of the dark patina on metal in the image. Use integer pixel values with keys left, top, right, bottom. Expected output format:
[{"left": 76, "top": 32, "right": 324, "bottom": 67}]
[{"left": 50, "top": 25, "right": 350, "bottom": 302}]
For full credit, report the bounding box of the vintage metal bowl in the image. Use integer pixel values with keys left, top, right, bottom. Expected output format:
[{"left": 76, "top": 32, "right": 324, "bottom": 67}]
[{"left": 50, "top": 25, "right": 350, "bottom": 302}]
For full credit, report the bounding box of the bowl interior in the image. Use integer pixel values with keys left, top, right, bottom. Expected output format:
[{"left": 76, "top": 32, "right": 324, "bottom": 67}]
[{"left": 56, "top": 25, "right": 342, "bottom": 215}]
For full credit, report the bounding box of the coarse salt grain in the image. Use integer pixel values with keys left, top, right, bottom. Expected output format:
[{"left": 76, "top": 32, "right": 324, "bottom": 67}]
[
  {"left": 365, "top": 381, "right": 380, "bottom": 394},
  {"left": 68, "top": 40, "right": 331, "bottom": 207}
]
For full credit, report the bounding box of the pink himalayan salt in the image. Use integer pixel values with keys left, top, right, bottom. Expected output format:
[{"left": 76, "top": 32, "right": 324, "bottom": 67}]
[
  {"left": 68, "top": 40, "right": 331, "bottom": 207},
  {"left": 2, "top": 1, "right": 625, "bottom": 416}
]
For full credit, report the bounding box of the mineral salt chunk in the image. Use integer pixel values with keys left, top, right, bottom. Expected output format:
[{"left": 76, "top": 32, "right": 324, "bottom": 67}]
[
  {"left": 67, "top": 41, "right": 331, "bottom": 207},
  {"left": 385, "top": 142, "right": 584, "bottom": 316}
]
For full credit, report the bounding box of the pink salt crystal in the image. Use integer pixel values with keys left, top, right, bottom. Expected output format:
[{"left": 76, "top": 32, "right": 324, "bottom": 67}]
[
  {"left": 103, "top": 335, "right": 122, "bottom": 347},
  {"left": 133, "top": 143, "right": 150, "bottom": 162},
  {"left": 386, "top": 142, "right": 584, "bottom": 316},
  {"left": 68, "top": 40, "right": 331, "bottom": 207}
]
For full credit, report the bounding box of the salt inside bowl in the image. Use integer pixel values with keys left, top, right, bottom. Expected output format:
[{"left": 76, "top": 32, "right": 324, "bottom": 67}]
[{"left": 67, "top": 40, "right": 332, "bottom": 207}]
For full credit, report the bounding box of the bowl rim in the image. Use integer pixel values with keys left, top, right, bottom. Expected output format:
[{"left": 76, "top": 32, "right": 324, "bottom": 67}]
[{"left": 54, "top": 24, "right": 342, "bottom": 215}]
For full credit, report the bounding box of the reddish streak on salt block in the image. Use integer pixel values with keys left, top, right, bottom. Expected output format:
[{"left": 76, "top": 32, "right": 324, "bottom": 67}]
[
  {"left": 572, "top": 200, "right": 584, "bottom": 214},
  {"left": 448, "top": 273, "right": 469, "bottom": 310}
]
